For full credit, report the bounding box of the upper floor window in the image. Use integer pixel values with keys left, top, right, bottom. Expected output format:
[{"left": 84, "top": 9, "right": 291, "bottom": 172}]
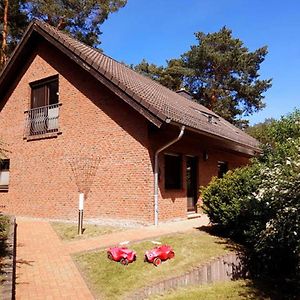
[
  {"left": 25, "top": 75, "right": 61, "bottom": 138},
  {"left": 30, "top": 75, "right": 59, "bottom": 108},
  {"left": 0, "top": 159, "right": 10, "bottom": 191}
]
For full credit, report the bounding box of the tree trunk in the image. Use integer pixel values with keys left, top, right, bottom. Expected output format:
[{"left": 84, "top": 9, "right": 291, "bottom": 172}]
[{"left": 1, "top": 0, "right": 9, "bottom": 66}]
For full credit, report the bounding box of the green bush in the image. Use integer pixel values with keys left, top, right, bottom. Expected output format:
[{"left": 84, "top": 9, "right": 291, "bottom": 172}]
[
  {"left": 252, "top": 145, "right": 300, "bottom": 279},
  {"left": 0, "top": 215, "right": 9, "bottom": 238},
  {"left": 201, "top": 164, "right": 263, "bottom": 240},
  {"left": 202, "top": 110, "right": 300, "bottom": 284}
]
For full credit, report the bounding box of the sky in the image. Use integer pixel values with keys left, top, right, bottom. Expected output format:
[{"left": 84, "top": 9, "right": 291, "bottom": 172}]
[{"left": 100, "top": 0, "right": 300, "bottom": 125}]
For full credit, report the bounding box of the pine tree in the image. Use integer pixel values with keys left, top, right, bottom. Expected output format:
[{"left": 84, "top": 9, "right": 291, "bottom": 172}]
[
  {"left": 182, "top": 27, "right": 272, "bottom": 126},
  {"left": 0, "top": 0, "right": 9, "bottom": 66},
  {"left": 0, "top": 0, "right": 127, "bottom": 70},
  {"left": 135, "top": 27, "right": 272, "bottom": 127},
  {"left": 0, "top": 0, "right": 28, "bottom": 69},
  {"left": 23, "top": 0, "right": 127, "bottom": 47},
  {"left": 134, "top": 58, "right": 186, "bottom": 91}
]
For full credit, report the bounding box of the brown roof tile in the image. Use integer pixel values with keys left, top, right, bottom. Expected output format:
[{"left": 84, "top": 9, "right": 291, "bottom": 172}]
[{"left": 1, "top": 20, "right": 261, "bottom": 151}]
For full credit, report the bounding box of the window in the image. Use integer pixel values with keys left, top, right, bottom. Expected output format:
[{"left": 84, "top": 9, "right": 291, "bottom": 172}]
[
  {"left": 218, "top": 161, "right": 228, "bottom": 178},
  {"left": 0, "top": 159, "right": 10, "bottom": 191},
  {"left": 165, "top": 154, "right": 182, "bottom": 189},
  {"left": 27, "top": 75, "right": 60, "bottom": 136},
  {"left": 30, "top": 75, "right": 59, "bottom": 109}
]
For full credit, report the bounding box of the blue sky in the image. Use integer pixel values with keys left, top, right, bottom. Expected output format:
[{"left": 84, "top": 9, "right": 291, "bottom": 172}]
[{"left": 101, "top": 0, "right": 300, "bottom": 125}]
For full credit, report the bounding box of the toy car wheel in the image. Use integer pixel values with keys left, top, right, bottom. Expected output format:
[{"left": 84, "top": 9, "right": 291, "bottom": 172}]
[
  {"left": 107, "top": 252, "right": 113, "bottom": 260},
  {"left": 144, "top": 255, "right": 148, "bottom": 262},
  {"left": 120, "top": 258, "right": 129, "bottom": 265},
  {"left": 153, "top": 257, "right": 162, "bottom": 266},
  {"left": 169, "top": 251, "right": 175, "bottom": 259}
]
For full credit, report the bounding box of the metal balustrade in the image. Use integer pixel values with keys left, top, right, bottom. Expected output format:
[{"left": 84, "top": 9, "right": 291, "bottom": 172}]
[{"left": 24, "top": 103, "right": 60, "bottom": 137}]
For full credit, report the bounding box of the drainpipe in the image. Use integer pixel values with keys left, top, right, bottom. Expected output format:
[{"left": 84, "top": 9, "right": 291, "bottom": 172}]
[{"left": 154, "top": 125, "right": 185, "bottom": 226}]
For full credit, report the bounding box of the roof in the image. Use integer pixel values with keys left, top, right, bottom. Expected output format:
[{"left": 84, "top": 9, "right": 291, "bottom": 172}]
[{"left": 0, "top": 20, "right": 260, "bottom": 153}]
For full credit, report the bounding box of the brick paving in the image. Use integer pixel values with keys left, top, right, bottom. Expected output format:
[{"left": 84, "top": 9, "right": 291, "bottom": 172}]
[
  {"left": 15, "top": 215, "right": 209, "bottom": 299},
  {"left": 15, "top": 219, "right": 94, "bottom": 300}
]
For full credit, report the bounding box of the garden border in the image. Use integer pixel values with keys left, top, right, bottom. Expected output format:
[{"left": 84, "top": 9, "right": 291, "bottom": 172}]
[
  {"left": 1, "top": 215, "right": 16, "bottom": 300},
  {"left": 128, "top": 252, "right": 245, "bottom": 299}
]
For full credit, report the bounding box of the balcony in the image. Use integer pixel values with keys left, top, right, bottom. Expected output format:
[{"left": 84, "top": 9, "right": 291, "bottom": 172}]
[{"left": 24, "top": 103, "right": 61, "bottom": 139}]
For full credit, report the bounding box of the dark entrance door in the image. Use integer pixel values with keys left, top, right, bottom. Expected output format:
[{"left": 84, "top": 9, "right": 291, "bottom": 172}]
[{"left": 186, "top": 156, "right": 198, "bottom": 212}]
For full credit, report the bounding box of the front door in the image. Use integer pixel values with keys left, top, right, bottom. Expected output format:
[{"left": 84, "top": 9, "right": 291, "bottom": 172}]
[{"left": 186, "top": 156, "right": 198, "bottom": 212}]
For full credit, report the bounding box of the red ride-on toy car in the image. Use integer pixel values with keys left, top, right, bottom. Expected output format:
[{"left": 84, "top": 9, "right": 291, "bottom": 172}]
[
  {"left": 144, "top": 245, "right": 175, "bottom": 266},
  {"left": 107, "top": 247, "right": 137, "bottom": 265}
]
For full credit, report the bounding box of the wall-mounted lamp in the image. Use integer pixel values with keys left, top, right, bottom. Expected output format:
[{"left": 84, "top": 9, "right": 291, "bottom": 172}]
[{"left": 203, "top": 151, "right": 208, "bottom": 161}]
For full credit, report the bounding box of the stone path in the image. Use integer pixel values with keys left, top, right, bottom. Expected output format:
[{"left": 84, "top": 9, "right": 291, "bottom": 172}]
[
  {"left": 15, "top": 220, "right": 94, "bottom": 300},
  {"left": 15, "top": 215, "right": 209, "bottom": 299}
]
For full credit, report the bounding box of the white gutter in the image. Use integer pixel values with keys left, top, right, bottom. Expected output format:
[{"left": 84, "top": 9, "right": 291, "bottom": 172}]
[{"left": 154, "top": 125, "right": 185, "bottom": 226}]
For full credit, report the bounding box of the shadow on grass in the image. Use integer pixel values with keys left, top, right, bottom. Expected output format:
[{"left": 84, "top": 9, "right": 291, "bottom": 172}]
[
  {"left": 195, "top": 225, "right": 244, "bottom": 252},
  {"left": 195, "top": 224, "right": 300, "bottom": 300}
]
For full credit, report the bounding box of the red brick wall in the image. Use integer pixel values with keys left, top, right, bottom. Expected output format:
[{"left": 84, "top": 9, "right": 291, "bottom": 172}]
[
  {"left": 0, "top": 39, "right": 252, "bottom": 224},
  {"left": 149, "top": 126, "right": 250, "bottom": 221},
  {"left": 0, "top": 41, "right": 154, "bottom": 223}
]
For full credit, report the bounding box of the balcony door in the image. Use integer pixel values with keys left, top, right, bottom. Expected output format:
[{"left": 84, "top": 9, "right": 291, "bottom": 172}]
[
  {"left": 30, "top": 76, "right": 59, "bottom": 135},
  {"left": 186, "top": 156, "right": 198, "bottom": 212}
]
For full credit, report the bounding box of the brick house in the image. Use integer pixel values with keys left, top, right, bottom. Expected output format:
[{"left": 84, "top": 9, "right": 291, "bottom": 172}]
[{"left": 0, "top": 21, "right": 260, "bottom": 224}]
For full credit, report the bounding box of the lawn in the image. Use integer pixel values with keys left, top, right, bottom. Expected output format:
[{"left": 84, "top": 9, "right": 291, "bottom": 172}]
[
  {"left": 151, "top": 279, "right": 279, "bottom": 300},
  {"left": 51, "top": 222, "right": 123, "bottom": 241},
  {"left": 74, "top": 230, "right": 233, "bottom": 299}
]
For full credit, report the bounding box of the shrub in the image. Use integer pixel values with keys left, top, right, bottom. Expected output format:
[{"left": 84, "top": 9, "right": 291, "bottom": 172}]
[
  {"left": 252, "top": 145, "right": 300, "bottom": 279},
  {"left": 201, "top": 164, "right": 263, "bottom": 241},
  {"left": 0, "top": 215, "right": 9, "bottom": 238},
  {"left": 202, "top": 110, "right": 300, "bottom": 284}
]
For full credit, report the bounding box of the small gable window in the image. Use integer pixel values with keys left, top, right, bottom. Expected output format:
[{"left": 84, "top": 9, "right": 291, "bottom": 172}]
[
  {"left": 0, "top": 159, "right": 10, "bottom": 191},
  {"left": 25, "top": 75, "right": 61, "bottom": 138},
  {"left": 165, "top": 154, "right": 182, "bottom": 189},
  {"left": 218, "top": 161, "right": 228, "bottom": 178}
]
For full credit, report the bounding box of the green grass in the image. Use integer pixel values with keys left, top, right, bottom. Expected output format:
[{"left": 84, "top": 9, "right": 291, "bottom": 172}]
[
  {"left": 151, "top": 279, "right": 283, "bottom": 300},
  {"left": 51, "top": 222, "right": 122, "bottom": 241},
  {"left": 75, "top": 230, "right": 233, "bottom": 299}
]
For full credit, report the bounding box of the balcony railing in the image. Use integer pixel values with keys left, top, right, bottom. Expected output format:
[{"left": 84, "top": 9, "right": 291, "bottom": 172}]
[{"left": 24, "top": 103, "right": 61, "bottom": 138}]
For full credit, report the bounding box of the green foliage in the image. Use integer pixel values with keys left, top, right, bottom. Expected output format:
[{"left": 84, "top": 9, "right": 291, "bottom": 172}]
[
  {"left": 202, "top": 110, "right": 300, "bottom": 283},
  {"left": 245, "top": 118, "right": 276, "bottom": 144},
  {"left": 23, "top": 0, "right": 127, "bottom": 47},
  {"left": 0, "top": 0, "right": 28, "bottom": 69},
  {"left": 134, "top": 58, "right": 186, "bottom": 91},
  {"left": 202, "top": 165, "right": 263, "bottom": 240},
  {"left": 247, "top": 110, "right": 300, "bottom": 147},
  {"left": 134, "top": 27, "right": 271, "bottom": 126},
  {"left": 0, "top": 215, "right": 8, "bottom": 236},
  {"left": 0, "top": 0, "right": 127, "bottom": 70},
  {"left": 182, "top": 27, "right": 272, "bottom": 126}
]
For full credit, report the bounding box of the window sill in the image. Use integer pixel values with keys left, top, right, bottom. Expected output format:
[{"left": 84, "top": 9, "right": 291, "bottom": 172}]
[
  {"left": 24, "top": 131, "right": 62, "bottom": 141},
  {"left": 0, "top": 187, "right": 9, "bottom": 193}
]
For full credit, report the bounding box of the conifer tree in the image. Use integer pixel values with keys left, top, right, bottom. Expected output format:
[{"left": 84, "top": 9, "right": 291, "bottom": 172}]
[
  {"left": 23, "top": 0, "right": 127, "bottom": 47},
  {"left": 0, "top": 0, "right": 127, "bottom": 70},
  {"left": 135, "top": 27, "right": 272, "bottom": 126},
  {"left": 0, "top": 0, "right": 28, "bottom": 68}
]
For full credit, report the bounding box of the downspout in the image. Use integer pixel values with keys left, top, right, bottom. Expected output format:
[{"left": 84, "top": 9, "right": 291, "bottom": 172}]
[{"left": 154, "top": 125, "right": 185, "bottom": 226}]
